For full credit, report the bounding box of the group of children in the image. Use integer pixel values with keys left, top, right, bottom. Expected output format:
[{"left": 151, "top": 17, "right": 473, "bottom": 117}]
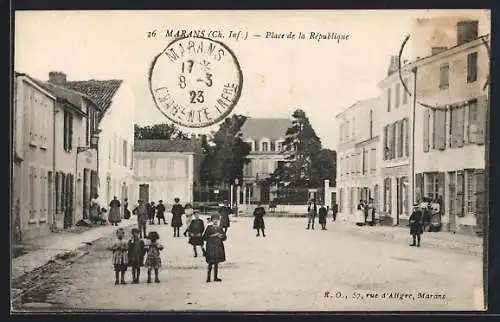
[
  {"left": 109, "top": 228, "right": 164, "bottom": 285},
  {"left": 109, "top": 211, "right": 228, "bottom": 285}
]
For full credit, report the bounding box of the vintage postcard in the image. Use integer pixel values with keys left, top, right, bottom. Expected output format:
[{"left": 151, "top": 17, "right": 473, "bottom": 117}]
[{"left": 11, "top": 9, "right": 489, "bottom": 312}]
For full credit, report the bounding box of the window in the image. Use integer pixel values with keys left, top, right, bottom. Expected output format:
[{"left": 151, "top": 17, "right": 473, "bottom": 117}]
[
  {"left": 404, "top": 118, "right": 409, "bottom": 157},
  {"left": 370, "top": 148, "right": 376, "bottom": 172},
  {"left": 424, "top": 172, "right": 444, "bottom": 200},
  {"left": 383, "top": 125, "right": 388, "bottom": 160},
  {"left": 339, "top": 188, "right": 343, "bottom": 212},
  {"left": 466, "top": 170, "right": 476, "bottom": 214},
  {"left": 439, "top": 63, "right": 450, "bottom": 89},
  {"left": 369, "top": 109, "right": 373, "bottom": 139},
  {"left": 262, "top": 141, "right": 268, "bottom": 152},
  {"left": 423, "top": 109, "right": 430, "bottom": 152},
  {"left": 277, "top": 141, "right": 283, "bottom": 152},
  {"left": 383, "top": 178, "right": 391, "bottom": 213},
  {"left": 362, "top": 149, "right": 368, "bottom": 175},
  {"left": 40, "top": 170, "right": 47, "bottom": 222},
  {"left": 391, "top": 122, "right": 396, "bottom": 159},
  {"left": 403, "top": 78, "right": 409, "bottom": 104},
  {"left": 397, "top": 121, "right": 403, "bottom": 158},
  {"left": 395, "top": 83, "right": 400, "bottom": 108},
  {"left": 450, "top": 105, "right": 465, "bottom": 148},
  {"left": 387, "top": 88, "right": 391, "bottom": 112},
  {"left": 123, "top": 140, "right": 128, "bottom": 167},
  {"left": 63, "top": 110, "right": 73, "bottom": 152},
  {"left": 29, "top": 167, "right": 36, "bottom": 221},
  {"left": 432, "top": 109, "right": 447, "bottom": 150},
  {"left": 86, "top": 109, "right": 91, "bottom": 146},
  {"left": 398, "top": 176, "right": 409, "bottom": 215},
  {"left": 468, "top": 98, "right": 486, "bottom": 145},
  {"left": 467, "top": 52, "right": 478, "bottom": 83},
  {"left": 457, "top": 171, "right": 465, "bottom": 216}
]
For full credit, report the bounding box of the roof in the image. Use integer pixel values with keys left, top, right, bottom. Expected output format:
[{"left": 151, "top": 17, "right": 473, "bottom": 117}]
[
  {"left": 239, "top": 118, "right": 292, "bottom": 141},
  {"left": 335, "top": 97, "right": 379, "bottom": 119},
  {"left": 134, "top": 139, "right": 203, "bottom": 153},
  {"left": 65, "top": 80, "right": 122, "bottom": 112},
  {"left": 30, "top": 78, "right": 85, "bottom": 110}
]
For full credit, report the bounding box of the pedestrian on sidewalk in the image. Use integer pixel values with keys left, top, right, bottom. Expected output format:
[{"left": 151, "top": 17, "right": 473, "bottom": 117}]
[
  {"left": 145, "top": 231, "right": 164, "bottom": 283},
  {"left": 366, "top": 199, "right": 375, "bottom": 226},
  {"left": 203, "top": 214, "right": 227, "bottom": 283},
  {"left": 171, "top": 198, "right": 185, "bottom": 237},
  {"left": 186, "top": 211, "right": 205, "bottom": 257},
  {"left": 318, "top": 204, "right": 328, "bottom": 230},
  {"left": 331, "top": 203, "right": 338, "bottom": 222},
  {"left": 219, "top": 201, "right": 231, "bottom": 234},
  {"left": 156, "top": 200, "right": 167, "bottom": 225},
  {"left": 355, "top": 202, "right": 365, "bottom": 226},
  {"left": 306, "top": 199, "right": 317, "bottom": 230},
  {"left": 128, "top": 228, "right": 146, "bottom": 284},
  {"left": 183, "top": 203, "right": 194, "bottom": 236},
  {"left": 134, "top": 200, "right": 148, "bottom": 239},
  {"left": 123, "top": 198, "right": 131, "bottom": 220},
  {"left": 108, "top": 228, "right": 128, "bottom": 285},
  {"left": 409, "top": 203, "right": 424, "bottom": 247},
  {"left": 90, "top": 194, "right": 102, "bottom": 224},
  {"left": 108, "top": 196, "right": 122, "bottom": 226},
  {"left": 148, "top": 201, "right": 156, "bottom": 225},
  {"left": 253, "top": 203, "right": 266, "bottom": 237}
]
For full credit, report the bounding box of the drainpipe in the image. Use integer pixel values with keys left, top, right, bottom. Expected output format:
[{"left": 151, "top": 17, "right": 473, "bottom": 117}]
[{"left": 411, "top": 67, "right": 418, "bottom": 206}]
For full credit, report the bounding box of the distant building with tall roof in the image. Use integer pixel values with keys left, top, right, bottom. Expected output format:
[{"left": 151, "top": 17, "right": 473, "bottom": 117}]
[{"left": 239, "top": 117, "right": 292, "bottom": 203}]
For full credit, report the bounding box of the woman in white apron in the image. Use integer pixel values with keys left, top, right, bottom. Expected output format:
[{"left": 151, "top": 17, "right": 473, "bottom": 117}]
[{"left": 355, "top": 203, "right": 365, "bottom": 226}]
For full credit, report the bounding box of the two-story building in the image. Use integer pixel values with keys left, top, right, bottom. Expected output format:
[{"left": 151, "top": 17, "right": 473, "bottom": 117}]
[
  {"left": 133, "top": 139, "right": 204, "bottom": 208},
  {"left": 377, "top": 56, "right": 413, "bottom": 225},
  {"left": 412, "top": 21, "right": 489, "bottom": 234},
  {"left": 13, "top": 73, "right": 56, "bottom": 241},
  {"left": 65, "top": 77, "right": 135, "bottom": 209},
  {"left": 335, "top": 98, "right": 381, "bottom": 222},
  {"left": 239, "top": 118, "right": 292, "bottom": 203}
]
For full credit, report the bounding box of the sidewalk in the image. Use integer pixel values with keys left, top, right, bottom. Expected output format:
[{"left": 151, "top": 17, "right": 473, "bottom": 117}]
[
  {"left": 11, "top": 217, "right": 137, "bottom": 281},
  {"left": 335, "top": 219, "right": 483, "bottom": 256}
]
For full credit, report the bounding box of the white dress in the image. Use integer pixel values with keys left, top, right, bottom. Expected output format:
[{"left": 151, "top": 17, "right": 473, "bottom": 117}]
[{"left": 355, "top": 208, "right": 365, "bottom": 224}]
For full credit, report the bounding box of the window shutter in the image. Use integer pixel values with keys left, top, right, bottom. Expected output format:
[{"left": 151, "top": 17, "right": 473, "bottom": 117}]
[
  {"left": 405, "top": 118, "right": 409, "bottom": 156},
  {"left": 476, "top": 95, "right": 487, "bottom": 145},
  {"left": 456, "top": 106, "right": 465, "bottom": 147},
  {"left": 415, "top": 173, "right": 423, "bottom": 203},
  {"left": 383, "top": 125, "right": 388, "bottom": 160},
  {"left": 423, "top": 109, "right": 430, "bottom": 152},
  {"left": 435, "top": 110, "right": 446, "bottom": 150},
  {"left": 391, "top": 123, "right": 397, "bottom": 159},
  {"left": 456, "top": 171, "right": 464, "bottom": 216},
  {"left": 475, "top": 169, "right": 485, "bottom": 231}
]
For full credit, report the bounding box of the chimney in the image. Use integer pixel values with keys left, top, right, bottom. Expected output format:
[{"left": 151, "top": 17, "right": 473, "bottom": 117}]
[
  {"left": 431, "top": 46, "right": 448, "bottom": 55},
  {"left": 48, "top": 71, "right": 67, "bottom": 86},
  {"left": 387, "top": 55, "right": 399, "bottom": 76},
  {"left": 457, "top": 20, "right": 478, "bottom": 46}
]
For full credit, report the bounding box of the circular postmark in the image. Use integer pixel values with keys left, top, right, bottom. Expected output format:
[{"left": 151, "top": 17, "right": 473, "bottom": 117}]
[{"left": 149, "top": 36, "right": 243, "bottom": 128}]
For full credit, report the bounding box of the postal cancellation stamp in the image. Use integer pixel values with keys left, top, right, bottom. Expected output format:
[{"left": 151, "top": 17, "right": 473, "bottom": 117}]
[{"left": 148, "top": 36, "right": 243, "bottom": 128}]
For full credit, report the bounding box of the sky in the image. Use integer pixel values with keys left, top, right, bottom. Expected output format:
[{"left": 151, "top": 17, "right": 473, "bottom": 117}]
[{"left": 14, "top": 10, "right": 490, "bottom": 149}]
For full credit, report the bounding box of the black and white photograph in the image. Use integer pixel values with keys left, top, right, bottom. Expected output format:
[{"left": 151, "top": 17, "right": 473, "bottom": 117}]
[{"left": 11, "top": 9, "right": 490, "bottom": 311}]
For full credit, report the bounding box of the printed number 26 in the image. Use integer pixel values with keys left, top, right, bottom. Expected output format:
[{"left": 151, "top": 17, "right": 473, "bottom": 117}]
[{"left": 190, "top": 91, "right": 204, "bottom": 103}]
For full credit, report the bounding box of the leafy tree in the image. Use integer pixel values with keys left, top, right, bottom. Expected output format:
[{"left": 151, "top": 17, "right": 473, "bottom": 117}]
[
  {"left": 134, "top": 123, "right": 189, "bottom": 140},
  {"left": 199, "top": 115, "right": 251, "bottom": 185},
  {"left": 269, "top": 109, "right": 336, "bottom": 187}
]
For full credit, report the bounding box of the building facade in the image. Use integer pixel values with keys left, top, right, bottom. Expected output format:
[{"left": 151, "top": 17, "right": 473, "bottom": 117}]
[
  {"left": 65, "top": 78, "right": 135, "bottom": 210},
  {"left": 13, "top": 74, "right": 56, "bottom": 241},
  {"left": 240, "top": 118, "right": 292, "bottom": 203},
  {"left": 336, "top": 98, "right": 381, "bottom": 222},
  {"left": 377, "top": 57, "right": 414, "bottom": 225},
  {"left": 133, "top": 139, "right": 204, "bottom": 208},
  {"left": 412, "top": 27, "right": 489, "bottom": 233}
]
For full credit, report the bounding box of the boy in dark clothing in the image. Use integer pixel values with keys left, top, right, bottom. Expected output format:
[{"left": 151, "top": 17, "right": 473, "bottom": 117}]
[
  {"left": 409, "top": 204, "right": 424, "bottom": 247},
  {"left": 128, "top": 228, "right": 146, "bottom": 284},
  {"left": 156, "top": 200, "right": 167, "bottom": 225}
]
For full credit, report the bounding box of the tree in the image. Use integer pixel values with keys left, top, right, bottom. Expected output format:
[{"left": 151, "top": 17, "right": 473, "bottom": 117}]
[
  {"left": 269, "top": 109, "right": 336, "bottom": 187},
  {"left": 134, "top": 123, "right": 189, "bottom": 140},
  {"left": 199, "top": 115, "right": 251, "bottom": 185}
]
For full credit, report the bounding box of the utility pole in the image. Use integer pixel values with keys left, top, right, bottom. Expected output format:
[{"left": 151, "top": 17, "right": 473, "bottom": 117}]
[{"left": 411, "top": 66, "right": 418, "bottom": 206}]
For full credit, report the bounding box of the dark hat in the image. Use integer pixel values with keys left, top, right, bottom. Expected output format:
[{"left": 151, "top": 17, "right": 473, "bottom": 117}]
[
  {"left": 174, "top": 197, "right": 180, "bottom": 202},
  {"left": 210, "top": 214, "right": 220, "bottom": 221},
  {"left": 159, "top": 200, "right": 163, "bottom": 203},
  {"left": 147, "top": 231, "right": 160, "bottom": 240}
]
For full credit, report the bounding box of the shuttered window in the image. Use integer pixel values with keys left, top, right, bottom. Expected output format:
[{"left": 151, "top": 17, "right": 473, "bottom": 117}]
[
  {"left": 370, "top": 148, "right": 376, "bottom": 172},
  {"left": 468, "top": 96, "right": 486, "bottom": 145},
  {"left": 466, "top": 170, "right": 476, "bottom": 214},
  {"left": 456, "top": 171, "right": 465, "bottom": 216},
  {"left": 433, "top": 109, "right": 446, "bottom": 150},
  {"left": 383, "top": 178, "right": 391, "bottom": 213},
  {"left": 63, "top": 110, "right": 73, "bottom": 152},
  {"left": 475, "top": 169, "right": 486, "bottom": 231},
  {"left": 404, "top": 118, "right": 410, "bottom": 156},
  {"left": 451, "top": 105, "right": 465, "bottom": 148},
  {"left": 29, "top": 167, "right": 36, "bottom": 221},
  {"left": 391, "top": 122, "right": 397, "bottom": 159},
  {"left": 383, "top": 125, "right": 388, "bottom": 160},
  {"left": 423, "top": 109, "right": 430, "bottom": 152},
  {"left": 398, "top": 121, "right": 403, "bottom": 157}
]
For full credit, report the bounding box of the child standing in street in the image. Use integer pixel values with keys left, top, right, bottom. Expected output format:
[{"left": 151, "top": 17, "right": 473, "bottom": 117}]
[
  {"left": 109, "top": 228, "right": 128, "bottom": 285},
  {"left": 145, "top": 231, "right": 164, "bottom": 283},
  {"left": 128, "top": 228, "right": 146, "bottom": 284}
]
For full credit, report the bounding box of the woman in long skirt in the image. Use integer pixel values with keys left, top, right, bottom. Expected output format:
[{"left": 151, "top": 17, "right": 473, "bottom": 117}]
[
  {"left": 253, "top": 204, "right": 266, "bottom": 237},
  {"left": 318, "top": 204, "right": 328, "bottom": 230},
  {"left": 108, "top": 196, "right": 121, "bottom": 226},
  {"left": 187, "top": 211, "right": 205, "bottom": 257},
  {"left": 202, "top": 214, "right": 227, "bottom": 282},
  {"left": 355, "top": 203, "right": 365, "bottom": 226}
]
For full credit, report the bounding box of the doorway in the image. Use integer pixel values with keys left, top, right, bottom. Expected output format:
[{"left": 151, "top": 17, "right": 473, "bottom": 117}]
[{"left": 139, "top": 184, "right": 150, "bottom": 203}]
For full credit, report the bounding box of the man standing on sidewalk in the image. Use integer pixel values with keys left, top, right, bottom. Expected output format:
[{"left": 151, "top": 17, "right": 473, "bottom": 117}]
[
  {"left": 134, "top": 200, "right": 148, "bottom": 239},
  {"left": 306, "top": 199, "right": 317, "bottom": 230},
  {"left": 331, "top": 203, "right": 338, "bottom": 222},
  {"left": 409, "top": 203, "right": 424, "bottom": 247}
]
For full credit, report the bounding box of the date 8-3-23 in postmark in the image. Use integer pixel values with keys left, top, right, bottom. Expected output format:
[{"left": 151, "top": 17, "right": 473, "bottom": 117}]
[{"left": 148, "top": 36, "right": 243, "bottom": 128}]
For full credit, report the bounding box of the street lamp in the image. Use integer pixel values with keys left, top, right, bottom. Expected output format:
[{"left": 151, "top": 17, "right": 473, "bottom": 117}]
[{"left": 76, "top": 130, "right": 101, "bottom": 219}]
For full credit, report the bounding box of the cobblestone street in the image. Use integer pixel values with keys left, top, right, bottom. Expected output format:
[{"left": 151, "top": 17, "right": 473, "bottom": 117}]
[{"left": 13, "top": 216, "right": 484, "bottom": 311}]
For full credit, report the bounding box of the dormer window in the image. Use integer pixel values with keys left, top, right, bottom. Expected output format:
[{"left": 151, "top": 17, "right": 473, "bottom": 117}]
[
  {"left": 245, "top": 139, "right": 255, "bottom": 152},
  {"left": 260, "top": 137, "right": 271, "bottom": 153},
  {"left": 262, "top": 142, "right": 268, "bottom": 152}
]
